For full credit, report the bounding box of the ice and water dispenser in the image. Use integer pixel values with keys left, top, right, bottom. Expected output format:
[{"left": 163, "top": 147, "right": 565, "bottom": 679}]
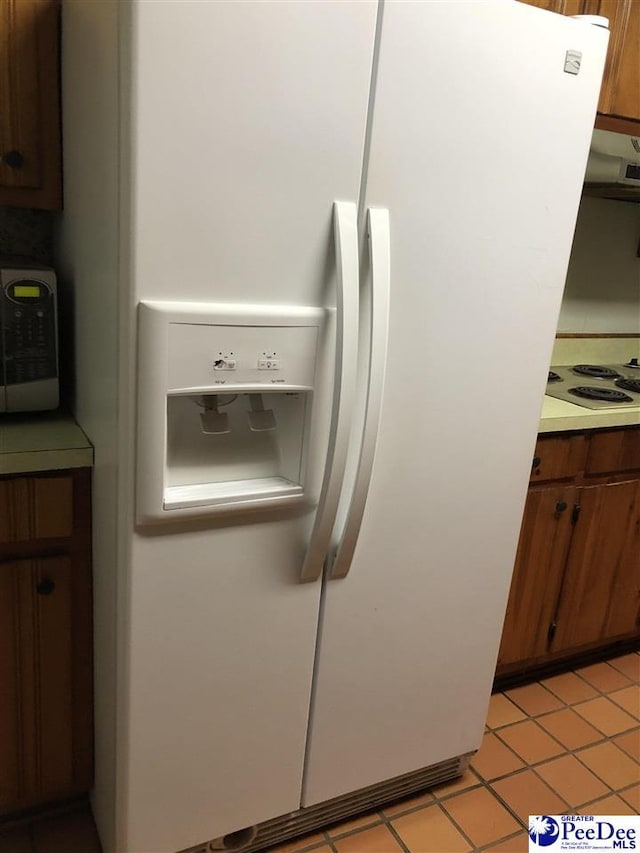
[{"left": 136, "top": 301, "right": 326, "bottom": 523}]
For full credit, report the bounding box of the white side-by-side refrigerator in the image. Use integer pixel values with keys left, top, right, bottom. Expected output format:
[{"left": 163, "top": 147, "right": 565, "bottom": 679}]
[{"left": 57, "top": 2, "right": 608, "bottom": 852}]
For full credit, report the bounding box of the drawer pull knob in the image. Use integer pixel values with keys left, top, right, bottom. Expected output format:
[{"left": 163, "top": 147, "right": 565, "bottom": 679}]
[
  {"left": 2, "top": 150, "right": 24, "bottom": 169},
  {"left": 36, "top": 578, "right": 56, "bottom": 596},
  {"left": 555, "top": 500, "right": 568, "bottom": 513},
  {"left": 532, "top": 456, "right": 541, "bottom": 469}
]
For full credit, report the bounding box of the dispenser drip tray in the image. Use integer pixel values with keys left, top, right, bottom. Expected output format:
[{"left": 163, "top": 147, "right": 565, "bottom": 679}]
[{"left": 164, "top": 477, "right": 303, "bottom": 511}]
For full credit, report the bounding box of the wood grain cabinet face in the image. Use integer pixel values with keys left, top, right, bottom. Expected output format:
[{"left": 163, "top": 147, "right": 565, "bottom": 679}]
[
  {"left": 0, "top": 471, "right": 92, "bottom": 816},
  {"left": 585, "top": 427, "right": 640, "bottom": 476},
  {"left": 586, "top": 0, "right": 640, "bottom": 125},
  {"left": 0, "top": 476, "right": 74, "bottom": 543},
  {"left": 530, "top": 434, "right": 586, "bottom": 483},
  {"left": 551, "top": 479, "right": 640, "bottom": 650},
  {"left": 498, "top": 427, "right": 640, "bottom": 677},
  {"left": 517, "top": 0, "right": 583, "bottom": 13},
  {"left": 518, "top": 0, "right": 640, "bottom": 129},
  {"left": 0, "top": 0, "right": 61, "bottom": 209},
  {"left": 498, "top": 485, "right": 577, "bottom": 667}
]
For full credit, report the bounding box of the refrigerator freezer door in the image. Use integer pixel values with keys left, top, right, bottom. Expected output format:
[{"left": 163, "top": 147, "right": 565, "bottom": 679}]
[
  {"left": 303, "top": 1, "right": 608, "bottom": 806},
  {"left": 119, "top": 3, "right": 378, "bottom": 852}
]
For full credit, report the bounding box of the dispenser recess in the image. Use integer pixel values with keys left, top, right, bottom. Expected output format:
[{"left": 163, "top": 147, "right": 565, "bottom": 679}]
[{"left": 136, "top": 301, "right": 325, "bottom": 524}]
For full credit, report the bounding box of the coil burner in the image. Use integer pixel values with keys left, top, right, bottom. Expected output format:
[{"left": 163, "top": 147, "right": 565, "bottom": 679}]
[{"left": 568, "top": 386, "right": 633, "bottom": 403}]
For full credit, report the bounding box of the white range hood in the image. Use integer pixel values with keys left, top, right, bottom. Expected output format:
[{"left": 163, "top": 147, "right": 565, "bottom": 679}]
[{"left": 585, "top": 128, "right": 640, "bottom": 200}]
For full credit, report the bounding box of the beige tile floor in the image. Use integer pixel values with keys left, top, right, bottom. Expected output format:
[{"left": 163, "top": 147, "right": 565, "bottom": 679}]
[{"left": 0, "top": 653, "right": 637, "bottom": 853}]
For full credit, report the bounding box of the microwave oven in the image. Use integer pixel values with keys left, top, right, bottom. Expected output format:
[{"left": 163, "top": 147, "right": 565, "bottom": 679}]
[{"left": 0, "top": 262, "right": 59, "bottom": 413}]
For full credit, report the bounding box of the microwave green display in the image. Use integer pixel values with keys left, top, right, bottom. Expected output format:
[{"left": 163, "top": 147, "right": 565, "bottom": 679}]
[{"left": 13, "top": 285, "right": 41, "bottom": 298}]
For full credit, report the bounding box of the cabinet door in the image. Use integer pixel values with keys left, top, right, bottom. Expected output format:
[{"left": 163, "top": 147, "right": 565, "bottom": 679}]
[
  {"left": 0, "top": 0, "right": 61, "bottom": 208},
  {"left": 497, "top": 486, "right": 577, "bottom": 668},
  {"left": 517, "top": 0, "right": 583, "bottom": 14},
  {"left": 586, "top": 0, "right": 640, "bottom": 124},
  {"left": 552, "top": 480, "right": 640, "bottom": 652},
  {"left": 0, "top": 556, "right": 92, "bottom": 814}
]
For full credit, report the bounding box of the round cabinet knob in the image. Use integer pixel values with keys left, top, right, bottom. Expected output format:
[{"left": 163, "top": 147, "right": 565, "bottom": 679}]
[
  {"left": 532, "top": 456, "right": 541, "bottom": 469},
  {"left": 36, "top": 578, "right": 56, "bottom": 596},
  {"left": 555, "top": 501, "right": 568, "bottom": 513},
  {"left": 2, "top": 150, "right": 24, "bottom": 169}
]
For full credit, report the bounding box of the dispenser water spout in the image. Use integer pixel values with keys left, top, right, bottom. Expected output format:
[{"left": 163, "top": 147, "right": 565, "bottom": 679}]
[
  {"left": 247, "top": 394, "right": 277, "bottom": 432},
  {"left": 199, "top": 395, "right": 231, "bottom": 434}
]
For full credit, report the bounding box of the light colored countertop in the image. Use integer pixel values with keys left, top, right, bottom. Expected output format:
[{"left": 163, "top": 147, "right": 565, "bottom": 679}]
[
  {"left": 539, "top": 395, "right": 640, "bottom": 434},
  {"left": 0, "top": 410, "right": 94, "bottom": 475},
  {"left": 539, "top": 336, "right": 640, "bottom": 434}
]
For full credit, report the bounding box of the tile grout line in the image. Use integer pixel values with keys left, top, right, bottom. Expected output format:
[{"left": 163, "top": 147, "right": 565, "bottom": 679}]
[
  {"left": 490, "top": 706, "right": 638, "bottom": 768},
  {"left": 438, "top": 757, "right": 529, "bottom": 843},
  {"left": 428, "top": 801, "right": 478, "bottom": 852},
  {"left": 570, "top": 742, "right": 640, "bottom": 796},
  {"left": 502, "top": 661, "right": 637, "bottom": 718},
  {"left": 381, "top": 816, "right": 413, "bottom": 853},
  {"left": 476, "top": 828, "right": 528, "bottom": 851},
  {"left": 485, "top": 720, "right": 638, "bottom": 803},
  {"left": 556, "top": 664, "right": 637, "bottom": 703},
  {"left": 495, "top": 715, "right": 638, "bottom": 779},
  {"left": 492, "top": 691, "right": 637, "bottom": 735},
  {"left": 469, "top": 664, "right": 640, "bottom": 831}
]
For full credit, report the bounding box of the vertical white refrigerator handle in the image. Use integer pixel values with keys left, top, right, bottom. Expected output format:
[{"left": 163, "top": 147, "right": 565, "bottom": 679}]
[
  {"left": 299, "top": 201, "right": 359, "bottom": 583},
  {"left": 329, "top": 207, "right": 390, "bottom": 580}
]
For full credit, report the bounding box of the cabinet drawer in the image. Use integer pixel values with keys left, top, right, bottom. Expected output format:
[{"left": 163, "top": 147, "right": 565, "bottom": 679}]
[
  {"left": 530, "top": 434, "right": 586, "bottom": 483},
  {"left": 585, "top": 427, "right": 640, "bottom": 476},
  {"left": 0, "top": 475, "right": 74, "bottom": 543}
]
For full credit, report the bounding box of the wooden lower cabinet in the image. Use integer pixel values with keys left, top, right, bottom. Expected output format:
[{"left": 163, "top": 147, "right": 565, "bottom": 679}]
[
  {"left": 498, "top": 486, "right": 576, "bottom": 666},
  {"left": 552, "top": 479, "right": 640, "bottom": 650},
  {"left": 497, "top": 427, "right": 640, "bottom": 677},
  {"left": 0, "top": 471, "right": 92, "bottom": 815}
]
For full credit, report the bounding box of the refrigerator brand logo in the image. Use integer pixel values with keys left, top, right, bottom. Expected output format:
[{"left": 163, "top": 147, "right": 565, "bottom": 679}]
[
  {"left": 564, "top": 50, "right": 582, "bottom": 75},
  {"left": 529, "top": 816, "right": 639, "bottom": 851}
]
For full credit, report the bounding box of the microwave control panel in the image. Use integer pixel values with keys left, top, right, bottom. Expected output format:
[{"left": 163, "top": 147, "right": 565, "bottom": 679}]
[
  {"left": 0, "top": 264, "right": 59, "bottom": 413},
  {"left": 1, "top": 279, "right": 57, "bottom": 384}
]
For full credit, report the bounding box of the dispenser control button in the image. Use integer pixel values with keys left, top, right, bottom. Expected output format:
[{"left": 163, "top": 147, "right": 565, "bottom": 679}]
[
  {"left": 258, "top": 358, "right": 280, "bottom": 370},
  {"left": 213, "top": 358, "right": 237, "bottom": 370}
]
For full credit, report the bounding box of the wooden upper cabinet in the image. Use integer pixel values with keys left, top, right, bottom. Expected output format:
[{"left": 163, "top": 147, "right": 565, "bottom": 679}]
[
  {"left": 518, "top": 0, "right": 583, "bottom": 13},
  {"left": 0, "top": 0, "right": 61, "bottom": 209},
  {"left": 518, "top": 0, "right": 640, "bottom": 128},
  {"left": 586, "top": 0, "right": 640, "bottom": 126}
]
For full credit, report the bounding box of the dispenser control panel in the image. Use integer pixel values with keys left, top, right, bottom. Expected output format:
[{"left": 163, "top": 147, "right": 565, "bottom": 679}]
[
  {"left": 136, "top": 301, "right": 326, "bottom": 523},
  {"left": 167, "top": 323, "right": 318, "bottom": 391}
]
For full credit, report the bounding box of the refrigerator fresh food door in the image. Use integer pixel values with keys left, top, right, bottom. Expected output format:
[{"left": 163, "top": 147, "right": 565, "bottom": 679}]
[
  {"left": 118, "top": 2, "right": 377, "bottom": 851},
  {"left": 303, "top": 1, "right": 608, "bottom": 806}
]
